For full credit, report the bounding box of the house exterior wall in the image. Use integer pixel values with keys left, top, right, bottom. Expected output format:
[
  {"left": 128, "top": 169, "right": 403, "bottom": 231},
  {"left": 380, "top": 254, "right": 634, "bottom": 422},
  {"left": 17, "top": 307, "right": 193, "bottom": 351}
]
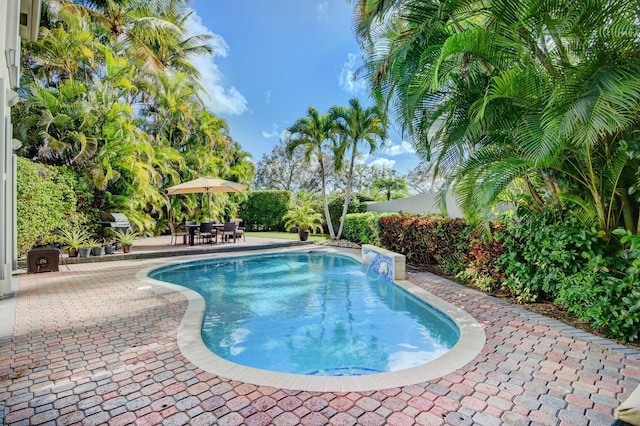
[{"left": 1, "top": 0, "right": 40, "bottom": 298}]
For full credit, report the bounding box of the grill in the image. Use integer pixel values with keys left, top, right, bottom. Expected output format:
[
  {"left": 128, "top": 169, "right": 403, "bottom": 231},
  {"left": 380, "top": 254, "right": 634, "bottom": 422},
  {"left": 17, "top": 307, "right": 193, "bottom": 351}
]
[{"left": 97, "top": 212, "right": 132, "bottom": 233}]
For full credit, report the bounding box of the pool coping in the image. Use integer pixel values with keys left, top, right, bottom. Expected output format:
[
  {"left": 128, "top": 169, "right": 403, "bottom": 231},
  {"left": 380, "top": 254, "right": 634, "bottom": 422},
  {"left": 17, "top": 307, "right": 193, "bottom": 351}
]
[{"left": 136, "top": 246, "right": 486, "bottom": 392}]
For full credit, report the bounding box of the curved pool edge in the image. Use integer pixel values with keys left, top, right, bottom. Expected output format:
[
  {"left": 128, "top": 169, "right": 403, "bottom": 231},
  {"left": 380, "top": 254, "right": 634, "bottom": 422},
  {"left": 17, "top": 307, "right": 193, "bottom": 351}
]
[{"left": 135, "top": 248, "right": 486, "bottom": 392}]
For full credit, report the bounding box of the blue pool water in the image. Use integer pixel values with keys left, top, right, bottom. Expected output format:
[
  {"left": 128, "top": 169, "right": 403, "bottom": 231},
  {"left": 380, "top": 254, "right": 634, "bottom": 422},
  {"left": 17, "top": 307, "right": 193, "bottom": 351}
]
[{"left": 149, "top": 252, "right": 460, "bottom": 376}]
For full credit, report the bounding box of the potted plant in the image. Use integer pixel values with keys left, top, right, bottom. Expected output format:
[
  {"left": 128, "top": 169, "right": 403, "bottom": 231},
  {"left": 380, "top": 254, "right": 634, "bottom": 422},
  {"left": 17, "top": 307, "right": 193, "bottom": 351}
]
[
  {"left": 102, "top": 229, "right": 117, "bottom": 254},
  {"left": 113, "top": 229, "right": 138, "bottom": 253},
  {"left": 59, "top": 228, "right": 91, "bottom": 257},
  {"left": 78, "top": 242, "right": 92, "bottom": 258},
  {"left": 104, "top": 239, "right": 117, "bottom": 254},
  {"left": 282, "top": 195, "right": 324, "bottom": 241},
  {"left": 88, "top": 239, "right": 105, "bottom": 256}
]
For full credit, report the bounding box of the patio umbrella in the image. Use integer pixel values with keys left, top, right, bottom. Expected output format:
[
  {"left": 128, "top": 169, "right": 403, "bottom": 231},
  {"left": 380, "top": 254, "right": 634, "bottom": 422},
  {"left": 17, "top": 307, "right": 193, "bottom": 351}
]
[{"left": 167, "top": 177, "right": 247, "bottom": 220}]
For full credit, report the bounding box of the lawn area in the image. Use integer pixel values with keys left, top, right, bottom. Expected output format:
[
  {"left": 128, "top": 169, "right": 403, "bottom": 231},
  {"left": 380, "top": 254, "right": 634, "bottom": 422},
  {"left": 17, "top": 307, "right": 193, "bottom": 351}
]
[{"left": 247, "top": 231, "right": 329, "bottom": 242}]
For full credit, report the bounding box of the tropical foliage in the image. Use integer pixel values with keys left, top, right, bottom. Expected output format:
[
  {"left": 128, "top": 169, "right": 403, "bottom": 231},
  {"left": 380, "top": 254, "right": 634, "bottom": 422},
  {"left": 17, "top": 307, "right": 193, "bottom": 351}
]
[
  {"left": 14, "top": 0, "right": 254, "bottom": 235},
  {"left": 330, "top": 98, "right": 387, "bottom": 238},
  {"left": 285, "top": 98, "right": 387, "bottom": 239},
  {"left": 282, "top": 191, "right": 325, "bottom": 234},
  {"left": 16, "top": 157, "right": 92, "bottom": 255},
  {"left": 354, "top": 212, "right": 639, "bottom": 341},
  {"left": 372, "top": 170, "right": 409, "bottom": 201},
  {"left": 353, "top": 0, "right": 640, "bottom": 236},
  {"left": 285, "top": 107, "right": 340, "bottom": 239}
]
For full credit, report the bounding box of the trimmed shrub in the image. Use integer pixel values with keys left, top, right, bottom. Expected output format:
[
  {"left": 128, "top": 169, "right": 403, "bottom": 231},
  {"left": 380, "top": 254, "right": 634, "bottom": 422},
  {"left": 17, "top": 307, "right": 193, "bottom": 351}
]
[
  {"left": 554, "top": 229, "right": 640, "bottom": 342},
  {"left": 379, "top": 214, "right": 471, "bottom": 275},
  {"left": 17, "top": 157, "right": 91, "bottom": 256},
  {"left": 372, "top": 209, "right": 639, "bottom": 342},
  {"left": 343, "top": 212, "right": 382, "bottom": 245},
  {"left": 496, "top": 208, "right": 605, "bottom": 302},
  {"left": 239, "top": 190, "right": 291, "bottom": 231},
  {"left": 457, "top": 223, "right": 507, "bottom": 293},
  {"left": 328, "top": 195, "right": 367, "bottom": 233}
]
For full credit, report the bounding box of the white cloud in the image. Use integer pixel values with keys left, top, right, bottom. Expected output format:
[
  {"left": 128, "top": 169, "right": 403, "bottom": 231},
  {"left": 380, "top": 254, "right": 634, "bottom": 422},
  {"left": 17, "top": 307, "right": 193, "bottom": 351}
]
[
  {"left": 265, "top": 90, "right": 272, "bottom": 104},
  {"left": 185, "top": 11, "right": 248, "bottom": 115},
  {"left": 263, "top": 122, "right": 292, "bottom": 140},
  {"left": 368, "top": 158, "right": 396, "bottom": 169},
  {"left": 316, "top": 2, "right": 329, "bottom": 19},
  {"left": 383, "top": 140, "right": 416, "bottom": 156},
  {"left": 339, "top": 53, "right": 368, "bottom": 95},
  {"left": 262, "top": 123, "right": 280, "bottom": 139}
]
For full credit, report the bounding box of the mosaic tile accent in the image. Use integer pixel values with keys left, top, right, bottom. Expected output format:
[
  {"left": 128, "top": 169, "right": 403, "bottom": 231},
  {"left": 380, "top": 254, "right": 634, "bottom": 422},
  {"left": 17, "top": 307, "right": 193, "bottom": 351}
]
[{"left": 362, "top": 244, "right": 406, "bottom": 281}]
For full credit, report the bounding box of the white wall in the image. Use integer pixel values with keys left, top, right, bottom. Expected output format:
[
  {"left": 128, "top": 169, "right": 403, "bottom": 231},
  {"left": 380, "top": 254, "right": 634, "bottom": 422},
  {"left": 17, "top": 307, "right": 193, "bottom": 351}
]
[
  {"left": 365, "top": 190, "right": 464, "bottom": 218},
  {"left": 1, "top": 0, "right": 40, "bottom": 298}
]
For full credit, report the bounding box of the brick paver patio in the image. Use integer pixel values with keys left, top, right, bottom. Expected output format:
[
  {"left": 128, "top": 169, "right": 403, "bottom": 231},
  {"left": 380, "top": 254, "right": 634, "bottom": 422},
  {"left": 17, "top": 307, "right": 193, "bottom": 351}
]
[{"left": 1, "top": 243, "right": 639, "bottom": 425}]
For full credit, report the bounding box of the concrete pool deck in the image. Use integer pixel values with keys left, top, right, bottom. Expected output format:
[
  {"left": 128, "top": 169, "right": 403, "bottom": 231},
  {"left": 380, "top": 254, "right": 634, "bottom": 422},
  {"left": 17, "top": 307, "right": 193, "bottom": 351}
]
[{"left": 1, "top": 237, "right": 640, "bottom": 425}]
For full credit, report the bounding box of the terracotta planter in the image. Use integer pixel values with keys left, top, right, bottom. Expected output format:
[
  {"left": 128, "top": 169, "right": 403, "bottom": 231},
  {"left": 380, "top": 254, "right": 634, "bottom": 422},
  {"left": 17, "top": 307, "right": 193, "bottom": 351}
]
[
  {"left": 122, "top": 244, "right": 132, "bottom": 253},
  {"left": 68, "top": 247, "right": 79, "bottom": 257}
]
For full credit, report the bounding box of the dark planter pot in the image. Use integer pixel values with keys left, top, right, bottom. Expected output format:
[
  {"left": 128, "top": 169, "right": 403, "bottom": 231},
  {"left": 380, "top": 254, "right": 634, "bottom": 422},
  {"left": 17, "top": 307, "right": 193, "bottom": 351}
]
[
  {"left": 122, "top": 244, "right": 132, "bottom": 253},
  {"left": 104, "top": 245, "right": 116, "bottom": 255},
  {"left": 91, "top": 246, "right": 105, "bottom": 257},
  {"left": 78, "top": 247, "right": 91, "bottom": 258},
  {"left": 68, "top": 248, "right": 79, "bottom": 257},
  {"left": 298, "top": 230, "right": 310, "bottom": 241}
]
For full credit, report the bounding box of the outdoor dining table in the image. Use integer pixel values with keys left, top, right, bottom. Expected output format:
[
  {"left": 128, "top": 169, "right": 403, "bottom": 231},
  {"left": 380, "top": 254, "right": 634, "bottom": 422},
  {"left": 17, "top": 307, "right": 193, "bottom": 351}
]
[
  {"left": 184, "top": 223, "right": 199, "bottom": 246},
  {"left": 184, "top": 223, "right": 224, "bottom": 246}
]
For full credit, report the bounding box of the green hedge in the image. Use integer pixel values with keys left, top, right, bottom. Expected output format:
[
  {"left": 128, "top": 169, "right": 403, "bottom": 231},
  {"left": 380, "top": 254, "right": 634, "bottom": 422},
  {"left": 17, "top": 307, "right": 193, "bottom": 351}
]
[
  {"left": 378, "top": 214, "right": 471, "bottom": 275},
  {"left": 17, "top": 157, "right": 91, "bottom": 256},
  {"left": 372, "top": 211, "right": 639, "bottom": 342},
  {"left": 328, "top": 195, "right": 367, "bottom": 232},
  {"left": 238, "top": 190, "right": 291, "bottom": 231},
  {"left": 343, "top": 212, "right": 382, "bottom": 245}
]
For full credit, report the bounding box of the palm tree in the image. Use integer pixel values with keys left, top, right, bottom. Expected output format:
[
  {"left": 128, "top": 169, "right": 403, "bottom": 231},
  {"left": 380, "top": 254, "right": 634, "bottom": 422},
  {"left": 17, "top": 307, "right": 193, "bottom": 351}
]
[
  {"left": 373, "top": 174, "right": 408, "bottom": 201},
  {"left": 57, "top": 0, "right": 210, "bottom": 75},
  {"left": 353, "top": 0, "right": 640, "bottom": 235},
  {"left": 286, "top": 107, "right": 338, "bottom": 240},
  {"left": 140, "top": 71, "right": 203, "bottom": 149},
  {"left": 330, "top": 98, "right": 387, "bottom": 239}
]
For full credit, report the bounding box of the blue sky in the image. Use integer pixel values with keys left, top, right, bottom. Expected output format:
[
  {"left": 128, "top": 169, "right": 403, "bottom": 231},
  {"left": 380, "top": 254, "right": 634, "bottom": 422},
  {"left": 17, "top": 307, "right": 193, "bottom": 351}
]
[{"left": 186, "top": 0, "right": 421, "bottom": 175}]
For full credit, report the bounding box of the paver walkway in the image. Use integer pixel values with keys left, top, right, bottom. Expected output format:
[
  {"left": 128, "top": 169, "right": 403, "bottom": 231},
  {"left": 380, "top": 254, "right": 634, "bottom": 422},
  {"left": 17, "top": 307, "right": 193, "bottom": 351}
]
[{"left": 1, "top": 245, "right": 639, "bottom": 425}]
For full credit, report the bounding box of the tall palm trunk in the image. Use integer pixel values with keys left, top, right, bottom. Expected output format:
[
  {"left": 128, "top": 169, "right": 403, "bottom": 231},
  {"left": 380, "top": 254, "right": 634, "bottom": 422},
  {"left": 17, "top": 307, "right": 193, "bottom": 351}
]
[
  {"left": 336, "top": 145, "right": 357, "bottom": 240},
  {"left": 318, "top": 154, "right": 336, "bottom": 240}
]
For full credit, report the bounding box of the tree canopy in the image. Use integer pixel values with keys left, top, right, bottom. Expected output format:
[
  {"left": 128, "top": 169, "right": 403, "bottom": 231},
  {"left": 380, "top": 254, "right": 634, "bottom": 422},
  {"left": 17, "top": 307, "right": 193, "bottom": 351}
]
[
  {"left": 354, "top": 0, "right": 640, "bottom": 235},
  {"left": 14, "top": 0, "right": 254, "bottom": 233}
]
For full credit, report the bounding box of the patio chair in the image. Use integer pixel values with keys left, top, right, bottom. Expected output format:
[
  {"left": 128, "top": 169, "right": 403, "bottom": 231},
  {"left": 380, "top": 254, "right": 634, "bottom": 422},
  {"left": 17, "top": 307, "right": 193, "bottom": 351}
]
[
  {"left": 197, "top": 222, "right": 216, "bottom": 244},
  {"left": 168, "top": 222, "right": 188, "bottom": 245},
  {"left": 217, "top": 222, "right": 239, "bottom": 243},
  {"left": 230, "top": 218, "right": 245, "bottom": 241}
]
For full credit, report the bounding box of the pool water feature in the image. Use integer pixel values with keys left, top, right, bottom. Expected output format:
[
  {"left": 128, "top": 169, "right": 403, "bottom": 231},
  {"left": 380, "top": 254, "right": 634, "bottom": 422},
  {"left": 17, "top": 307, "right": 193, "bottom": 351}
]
[{"left": 141, "top": 248, "right": 486, "bottom": 391}]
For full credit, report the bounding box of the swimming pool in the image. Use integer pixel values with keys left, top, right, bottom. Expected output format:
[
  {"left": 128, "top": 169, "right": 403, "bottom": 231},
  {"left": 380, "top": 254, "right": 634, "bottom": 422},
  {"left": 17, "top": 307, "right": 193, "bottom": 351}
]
[
  {"left": 140, "top": 247, "right": 485, "bottom": 391},
  {"left": 149, "top": 252, "right": 460, "bottom": 376}
]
